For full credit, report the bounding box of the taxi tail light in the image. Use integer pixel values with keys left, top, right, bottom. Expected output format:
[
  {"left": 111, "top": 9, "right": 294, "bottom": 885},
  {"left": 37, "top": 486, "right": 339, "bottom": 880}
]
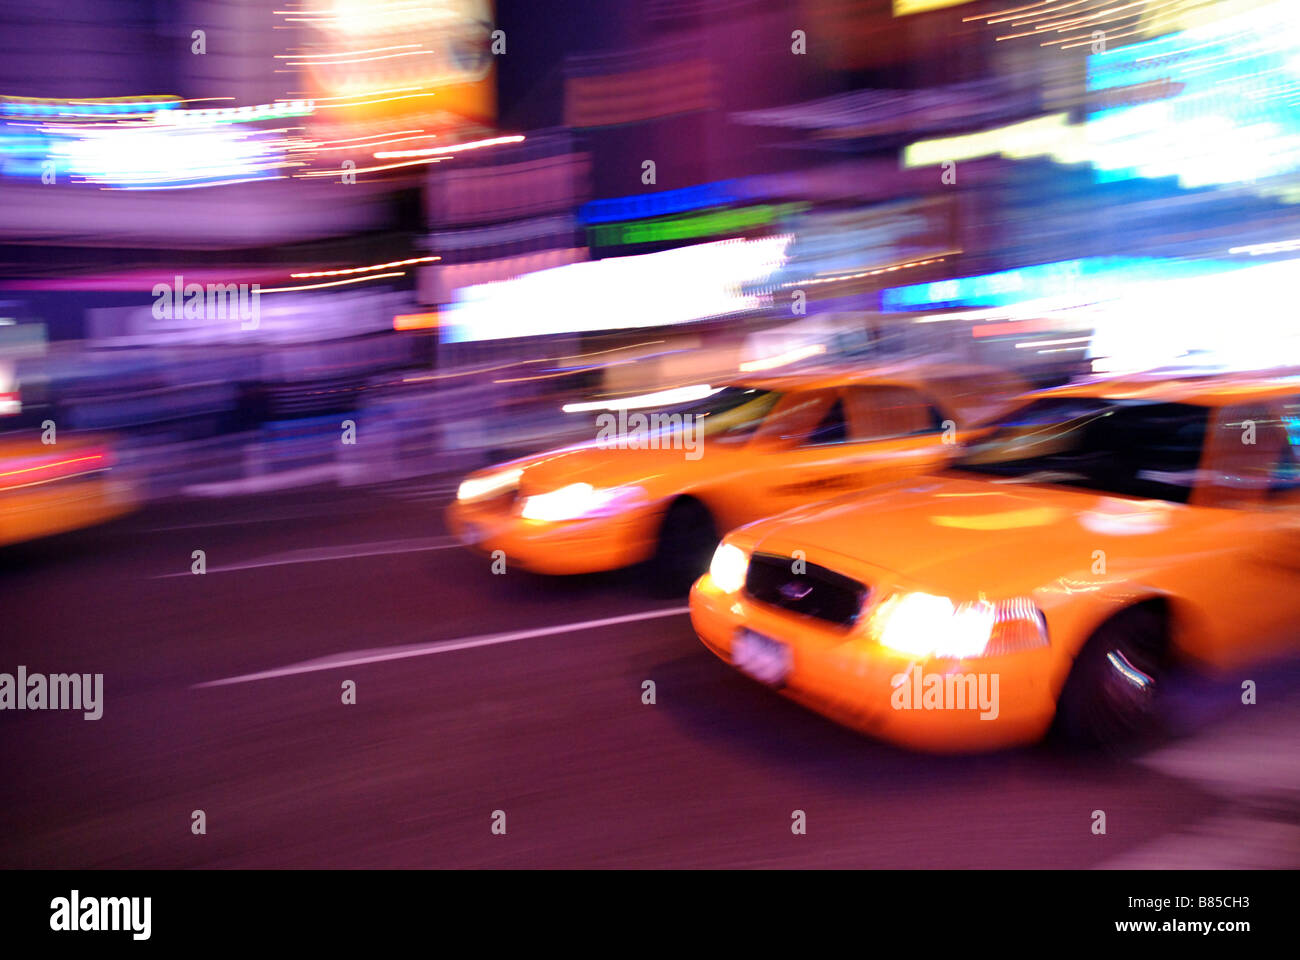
[
  {"left": 984, "top": 597, "right": 1049, "bottom": 655},
  {"left": 0, "top": 447, "right": 112, "bottom": 492}
]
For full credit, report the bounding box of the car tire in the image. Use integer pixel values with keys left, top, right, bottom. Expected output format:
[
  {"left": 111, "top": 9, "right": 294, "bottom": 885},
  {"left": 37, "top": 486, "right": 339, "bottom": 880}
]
[
  {"left": 650, "top": 498, "right": 718, "bottom": 595},
  {"left": 1054, "top": 605, "right": 1169, "bottom": 749}
]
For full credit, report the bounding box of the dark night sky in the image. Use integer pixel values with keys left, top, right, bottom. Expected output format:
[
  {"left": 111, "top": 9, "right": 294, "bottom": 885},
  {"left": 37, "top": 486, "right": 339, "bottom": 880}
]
[{"left": 494, "top": 0, "right": 633, "bottom": 130}]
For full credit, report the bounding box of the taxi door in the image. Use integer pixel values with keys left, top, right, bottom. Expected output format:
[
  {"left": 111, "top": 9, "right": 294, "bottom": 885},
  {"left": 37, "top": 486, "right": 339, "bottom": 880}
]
[
  {"left": 723, "top": 386, "right": 951, "bottom": 525},
  {"left": 841, "top": 384, "right": 955, "bottom": 487},
  {"left": 1186, "top": 399, "right": 1300, "bottom": 667}
]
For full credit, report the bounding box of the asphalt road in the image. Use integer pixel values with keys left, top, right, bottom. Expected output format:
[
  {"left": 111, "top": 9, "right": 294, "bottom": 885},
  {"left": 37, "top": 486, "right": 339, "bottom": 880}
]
[{"left": 3, "top": 477, "right": 1299, "bottom": 868}]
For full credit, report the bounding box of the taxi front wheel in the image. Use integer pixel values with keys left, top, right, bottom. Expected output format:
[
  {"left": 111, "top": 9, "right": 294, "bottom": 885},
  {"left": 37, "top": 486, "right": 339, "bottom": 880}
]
[
  {"left": 1054, "top": 605, "right": 1169, "bottom": 749},
  {"left": 650, "top": 498, "right": 718, "bottom": 595}
]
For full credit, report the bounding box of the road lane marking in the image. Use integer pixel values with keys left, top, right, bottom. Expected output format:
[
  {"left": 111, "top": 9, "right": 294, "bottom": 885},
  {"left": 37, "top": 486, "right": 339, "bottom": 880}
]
[
  {"left": 153, "top": 536, "right": 461, "bottom": 576},
  {"left": 1096, "top": 694, "right": 1300, "bottom": 868},
  {"left": 185, "top": 464, "right": 343, "bottom": 497},
  {"left": 148, "top": 483, "right": 462, "bottom": 531},
  {"left": 192, "top": 605, "right": 692, "bottom": 688},
  {"left": 1094, "top": 812, "right": 1300, "bottom": 869}
]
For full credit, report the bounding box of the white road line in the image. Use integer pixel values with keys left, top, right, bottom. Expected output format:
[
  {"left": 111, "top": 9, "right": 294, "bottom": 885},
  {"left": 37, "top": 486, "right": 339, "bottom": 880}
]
[
  {"left": 1093, "top": 813, "right": 1300, "bottom": 869},
  {"left": 193, "top": 605, "right": 691, "bottom": 688},
  {"left": 1135, "top": 699, "right": 1300, "bottom": 800},
  {"left": 153, "top": 536, "right": 462, "bottom": 577},
  {"left": 185, "top": 464, "right": 342, "bottom": 497},
  {"left": 147, "top": 481, "right": 462, "bottom": 530},
  {"left": 1096, "top": 695, "right": 1300, "bottom": 868}
]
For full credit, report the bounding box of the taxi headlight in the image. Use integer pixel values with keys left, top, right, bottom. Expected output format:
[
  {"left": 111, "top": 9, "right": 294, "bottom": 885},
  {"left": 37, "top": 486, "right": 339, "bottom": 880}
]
[
  {"left": 872, "top": 592, "right": 1047, "bottom": 659},
  {"left": 457, "top": 467, "right": 522, "bottom": 503},
  {"left": 519, "top": 483, "right": 642, "bottom": 522},
  {"left": 708, "top": 542, "right": 750, "bottom": 594}
]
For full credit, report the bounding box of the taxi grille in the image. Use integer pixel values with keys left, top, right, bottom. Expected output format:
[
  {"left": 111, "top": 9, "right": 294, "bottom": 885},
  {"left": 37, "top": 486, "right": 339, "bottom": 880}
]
[{"left": 744, "top": 553, "right": 868, "bottom": 627}]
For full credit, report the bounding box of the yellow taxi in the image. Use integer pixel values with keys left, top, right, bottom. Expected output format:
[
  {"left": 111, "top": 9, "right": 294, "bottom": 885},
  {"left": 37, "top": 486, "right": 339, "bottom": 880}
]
[
  {"left": 0, "top": 433, "right": 135, "bottom": 548},
  {"left": 691, "top": 373, "right": 1300, "bottom": 750},
  {"left": 448, "top": 364, "right": 1027, "bottom": 586}
]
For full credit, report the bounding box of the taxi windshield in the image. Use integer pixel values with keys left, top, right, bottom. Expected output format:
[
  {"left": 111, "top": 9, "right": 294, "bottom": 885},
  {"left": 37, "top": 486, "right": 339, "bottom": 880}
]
[
  {"left": 667, "top": 387, "right": 782, "bottom": 444},
  {"left": 951, "top": 396, "right": 1210, "bottom": 503}
]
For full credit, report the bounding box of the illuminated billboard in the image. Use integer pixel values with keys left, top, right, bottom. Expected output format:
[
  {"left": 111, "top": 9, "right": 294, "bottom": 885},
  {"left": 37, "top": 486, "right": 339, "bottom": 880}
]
[
  {"left": 904, "top": 2, "right": 1300, "bottom": 194},
  {"left": 880, "top": 257, "right": 1241, "bottom": 313},
  {"left": 279, "top": 0, "right": 497, "bottom": 148},
  {"left": 442, "top": 236, "right": 792, "bottom": 343},
  {"left": 1083, "top": 0, "right": 1300, "bottom": 188}
]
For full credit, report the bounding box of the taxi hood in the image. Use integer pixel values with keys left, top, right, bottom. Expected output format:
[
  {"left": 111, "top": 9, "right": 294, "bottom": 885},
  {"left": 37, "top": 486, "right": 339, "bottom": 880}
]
[
  {"left": 495, "top": 432, "right": 720, "bottom": 495},
  {"left": 743, "top": 474, "right": 1226, "bottom": 598}
]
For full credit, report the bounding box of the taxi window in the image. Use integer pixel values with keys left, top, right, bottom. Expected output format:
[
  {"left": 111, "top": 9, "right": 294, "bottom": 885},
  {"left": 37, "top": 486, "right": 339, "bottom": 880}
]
[
  {"left": 1233, "top": 398, "right": 1300, "bottom": 496},
  {"left": 846, "top": 385, "right": 943, "bottom": 440},
  {"left": 623, "top": 386, "right": 781, "bottom": 447},
  {"left": 1209, "top": 403, "right": 1290, "bottom": 498},
  {"left": 802, "top": 398, "right": 848, "bottom": 446},
  {"left": 682, "top": 387, "right": 781, "bottom": 444},
  {"left": 954, "top": 397, "right": 1209, "bottom": 503},
  {"left": 753, "top": 390, "right": 839, "bottom": 446},
  {"left": 1274, "top": 399, "right": 1300, "bottom": 492}
]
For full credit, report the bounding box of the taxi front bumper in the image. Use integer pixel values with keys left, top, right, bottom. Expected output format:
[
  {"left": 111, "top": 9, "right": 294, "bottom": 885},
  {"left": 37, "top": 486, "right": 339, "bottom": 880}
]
[
  {"left": 447, "top": 497, "right": 662, "bottom": 575},
  {"left": 689, "top": 573, "right": 1060, "bottom": 752}
]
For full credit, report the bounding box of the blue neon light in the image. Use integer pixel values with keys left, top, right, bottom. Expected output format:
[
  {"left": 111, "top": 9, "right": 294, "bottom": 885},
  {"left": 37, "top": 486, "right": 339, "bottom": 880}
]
[
  {"left": 879, "top": 257, "right": 1247, "bottom": 312},
  {"left": 578, "top": 179, "right": 744, "bottom": 225}
]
